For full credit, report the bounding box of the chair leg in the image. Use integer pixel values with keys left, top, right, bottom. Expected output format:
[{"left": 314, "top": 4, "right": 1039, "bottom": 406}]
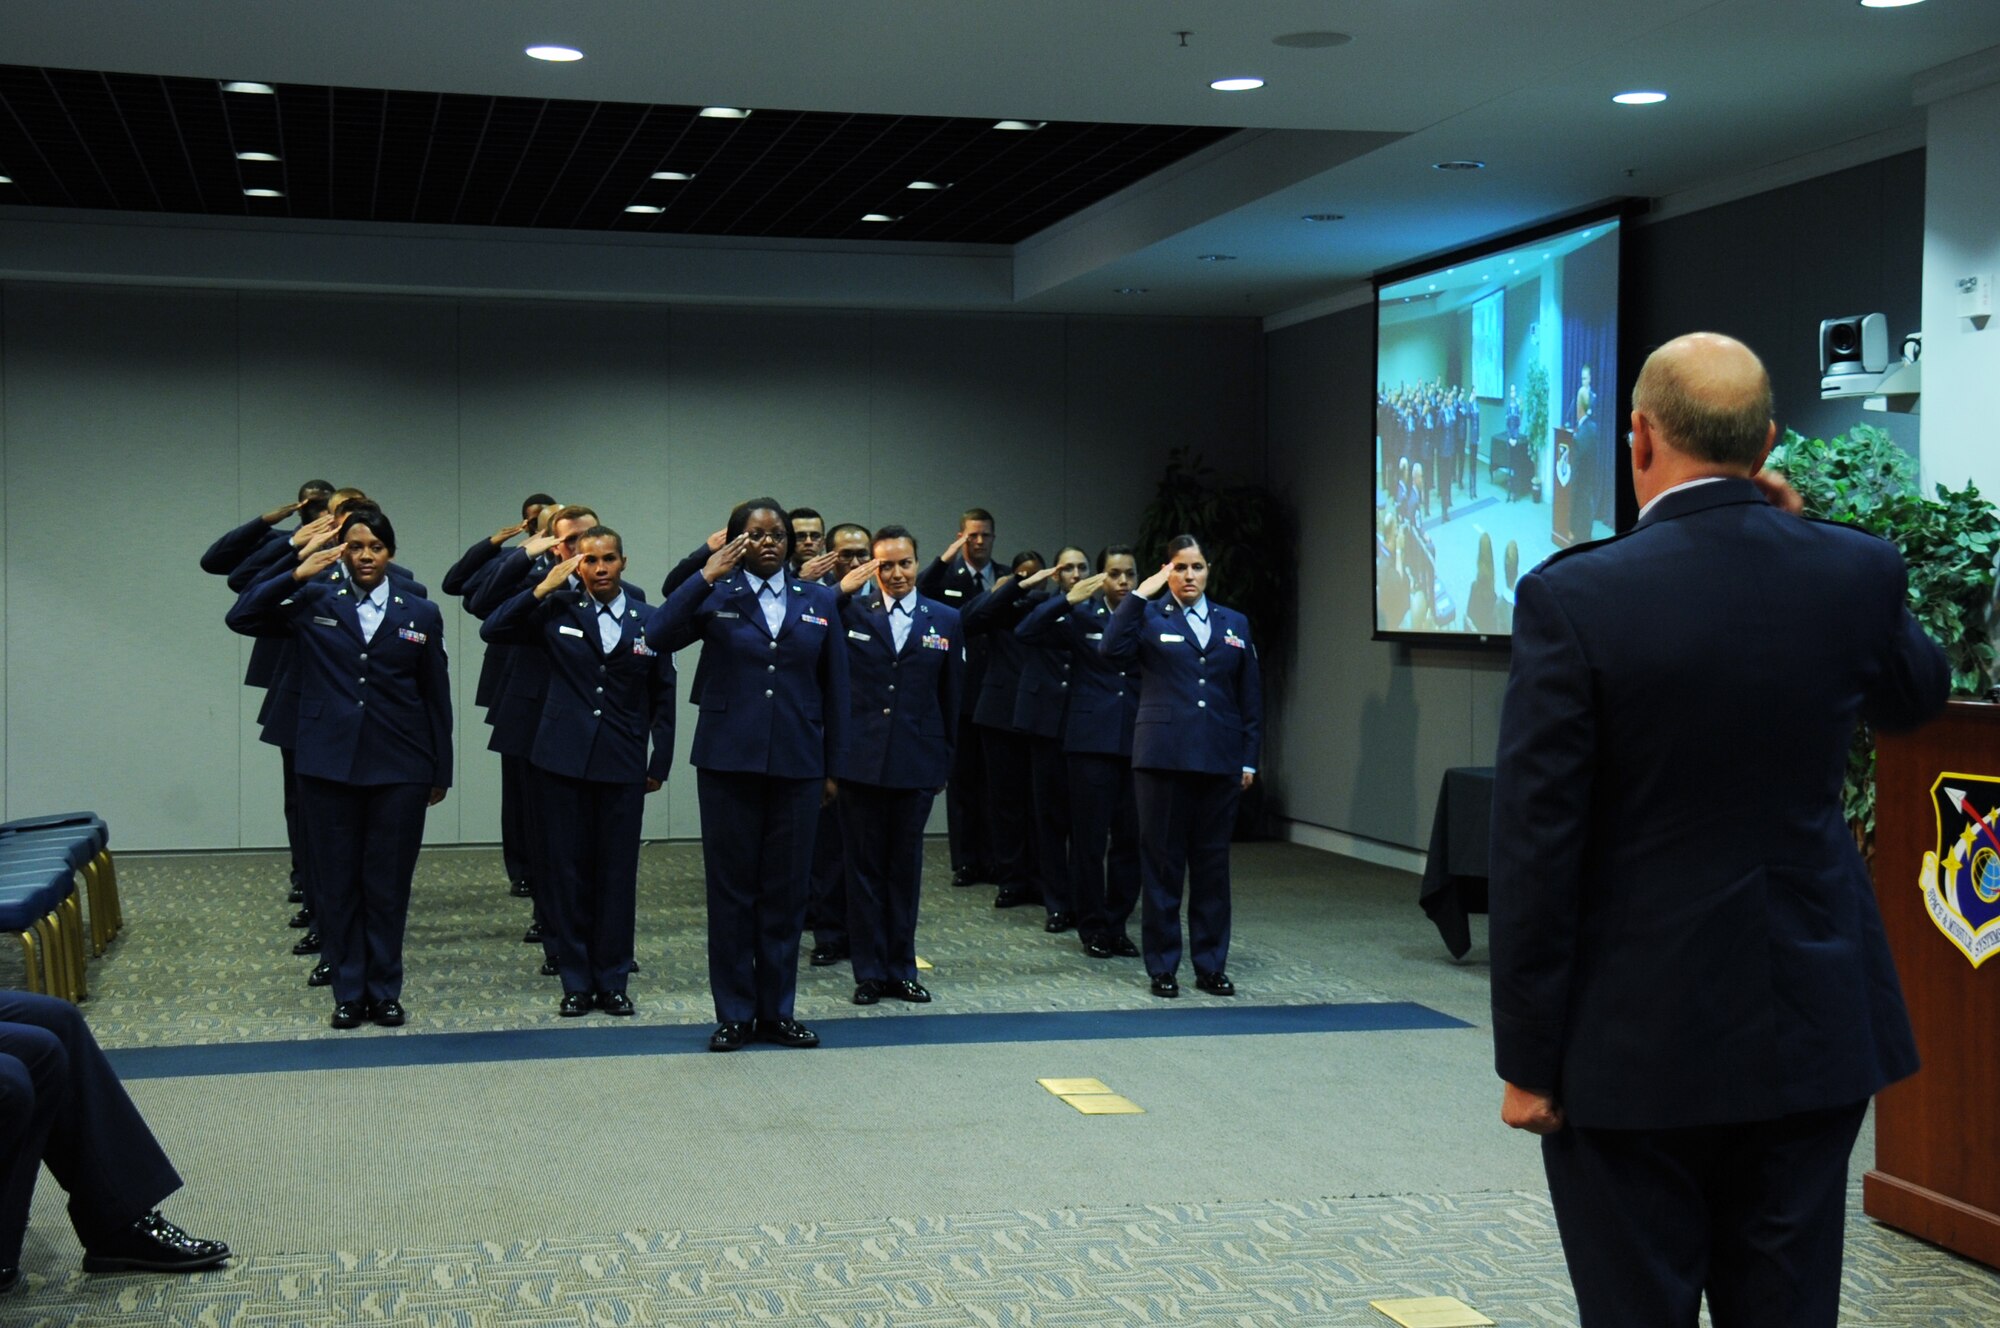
[
  {"left": 61, "top": 887, "right": 88, "bottom": 1002},
  {"left": 98, "top": 850, "right": 123, "bottom": 939},
  {"left": 80, "top": 858, "right": 106, "bottom": 956},
  {"left": 14, "top": 929, "right": 46, "bottom": 996},
  {"left": 34, "top": 914, "right": 67, "bottom": 1002}
]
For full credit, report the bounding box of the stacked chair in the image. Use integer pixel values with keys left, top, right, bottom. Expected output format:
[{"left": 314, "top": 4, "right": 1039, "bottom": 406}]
[{"left": 0, "top": 813, "right": 121, "bottom": 1002}]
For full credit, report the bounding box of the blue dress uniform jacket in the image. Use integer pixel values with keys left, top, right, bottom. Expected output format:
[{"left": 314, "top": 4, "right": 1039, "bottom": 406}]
[
  {"left": 1100, "top": 594, "right": 1261, "bottom": 775},
  {"left": 1019, "top": 594, "right": 1139, "bottom": 758},
  {"left": 833, "top": 592, "right": 963, "bottom": 789},
  {"left": 917, "top": 557, "right": 997, "bottom": 707},
  {"left": 443, "top": 535, "right": 512, "bottom": 711},
  {"left": 202, "top": 515, "right": 288, "bottom": 577},
  {"left": 481, "top": 588, "right": 677, "bottom": 784},
  {"left": 227, "top": 569, "right": 453, "bottom": 790},
  {"left": 645, "top": 571, "right": 849, "bottom": 779},
  {"left": 961, "top": 582, "right": 1036, "bottom": 732},
  {"left": 1490, "top": 479, "right": 1946, "bottom": 1131}
]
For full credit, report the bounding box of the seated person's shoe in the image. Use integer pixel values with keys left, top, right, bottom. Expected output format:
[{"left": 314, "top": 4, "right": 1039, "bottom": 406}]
[
  {"left": 329, "top": 1000, "right": 364, "bottom": 1029},
  {"left": 596, "top": 991, "right": 635, "bottom": 1017},
  {"left": 851, "top": 980, "right": 883, "bottom": 1005},
  {"left": 756, "top": 1018, "right": 820, "bottom": 1048},
  {"left": 890, "top": 980, "right": 932, "bottom": 1004},
  {"left": 370, "top": 1000, "right": 407, "bottom": 1027},
  {"left": 1194, "top": 970, "right": 1235, "bottom": 997},
  {"left": 809, "top": 944, "right": 848, "bottom": 967},
  {"left": 1149, "top": 973, "right": 1180, "bottom": 999},
  {"left": 1108, "top": 934, "right": 1140, "bottom": 958},
  {"left": 291, "top": 931, "right": 321, "bottom": 956},
  {"left": 709, "top": 1021, "right": 752, "bottom": 1052},
  {"left": 81, "top": 1211, "right": 230, "bottom": 1273},
  {"left": 559, "top": 992, "right": 591, "bottom": 1017},
  {"left": 306, "top": 961, "right": 333, "bottom": 987}
]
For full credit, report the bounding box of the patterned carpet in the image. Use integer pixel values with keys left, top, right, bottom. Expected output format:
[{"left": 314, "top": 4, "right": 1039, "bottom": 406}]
[{"left": 43, "top": 842, "right": 1390, "bottom": 1048}]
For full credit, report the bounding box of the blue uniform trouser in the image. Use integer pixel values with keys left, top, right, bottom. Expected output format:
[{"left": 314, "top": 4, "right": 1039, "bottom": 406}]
[
  {"left": 1067, "top": 752, "right": 1139, "bottom": 943},
  {"left": 0, "top": 992, "right": 181, "bottom": 1265},
  {"left": 296, "top": 777, "right": 430, "bottom": 1006},
  {"left": 979, "top": 727, "right": 1031, "bottom": 891},
  {"left": 1541, "top": 1099, "right": 1866, "bottom": 1328},
  {"left": 1133, "top": 769, "right": 1237, "bottom": 978},
  {"left": 536, "top": 767, "right": 642, "bottom": 996},
  {"left": 1026, "top": 735, "right": 1071, "bottom": 917},
  {"left": 838, "top": 783, "right": 935, "bottom": 985},
  {"left": 943, "top": 721, "right": 988, "bottom": 877},
  {"left": 805, "top": 799, "right": 847, "bottom": 953},
  {"left": 695, "top": 770, "right": 819, "bottom": 1024}
]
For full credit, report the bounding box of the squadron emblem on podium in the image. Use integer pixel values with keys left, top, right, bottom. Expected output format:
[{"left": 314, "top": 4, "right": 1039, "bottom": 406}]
[{"left": 1918, "top": 773, "right": 2000, "bottom": 968}]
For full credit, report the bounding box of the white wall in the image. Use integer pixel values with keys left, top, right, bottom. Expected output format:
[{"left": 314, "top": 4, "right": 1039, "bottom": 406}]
[
  {"left": 1918, "top": 66, "right": 2000, "bottom": 499},
  {"left": 0, "top": 283, "right": 1261, "bottom": 849}
]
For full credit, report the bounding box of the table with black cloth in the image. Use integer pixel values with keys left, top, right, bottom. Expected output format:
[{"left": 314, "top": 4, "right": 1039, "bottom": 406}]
[{"left": 1419, "top": 765, "right": 1492, "bottom": 959}]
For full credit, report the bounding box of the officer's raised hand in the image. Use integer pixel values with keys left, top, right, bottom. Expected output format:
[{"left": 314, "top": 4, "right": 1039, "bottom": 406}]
[
  {"left": 533, "top": 553, "right": 584, "bottom": 599},
  {"left": 1067, "top": 571, "right": 1107, "bottom": 605},
  {"left": 701, "top": 533, "right": 752, "bottom": 583},
  {"left": 839, "top": 558, "right": 881, "bottom": 596},
  {"left": 1134, "top": 564, "right": 1173, "bottom": 600},
  {"left": 293, "top": 545, "right": 345, "bottom": 582}
]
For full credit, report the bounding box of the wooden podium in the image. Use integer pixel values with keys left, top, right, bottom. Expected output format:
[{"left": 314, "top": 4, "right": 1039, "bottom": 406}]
[{"left": 1866, "top": 699, "right": 2000, "bottom": 1269}]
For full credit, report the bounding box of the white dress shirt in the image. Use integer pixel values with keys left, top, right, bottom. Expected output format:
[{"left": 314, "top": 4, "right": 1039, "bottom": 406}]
[
  {"left": 1184, "top": 594, "right": 1213, "bottom": 649},
  {"left": 1636, "top": 475, "right": 1730, "bottom": 523},
  {"left": 354, "top": 578, "right": 390, "bottom": 644},
  {"left": 746, "top": 570, "right": 788, "bottom": 636},
  {"left": 596, "top": 591, "right": 627, "bottom": 653},
  {"left": 885, "top": 591, "right": 917, "bottom": 653}
]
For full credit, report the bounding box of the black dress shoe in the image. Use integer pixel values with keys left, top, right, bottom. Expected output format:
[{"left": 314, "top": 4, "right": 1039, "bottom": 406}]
[
  {"left": 287, "top": 885, "right": 306, "bottom": 904},
  {"left": 1195, "top": 970, "right": 1236, "bottom": 997},
  {"left": 756, "top": 1018, "right": 820, "bottom": 1048},
  {"left": 288, "top": 908, "right": 312, "bottom": 929},
  {"left": 889, "top": 979, "right": 932, "bottom": 1004},
  {"left": 510, "top": 880, "right": 533, "bottom": 898},
  {"left": 1082, "top": 935, "right": 1113, "bottom": 959},
  {"left": 951, "top": 867, "right": 979, "bottom": 888},
  {"left": 709, "top": 1021, "right": 752, "bottom": 1052},
  {"left": 307, "top": 961, "right": 333, "bottom": 987},
  {"left": 596, "top": 991, "right": 635, "bottom": 1017},
  {"left": 80, "top": 1211, "right": 229, "bottom": 1274},
  {"left": 0, "top": 1266, "right": 17, "bottom": 1293},
  {"left": 559, "top": 992, "right": 592, "bottom": 1017},
  {"left": 1044, "top": 912, "right": 1074, "bottom": 934},
  {"left": 522, "top": 922, "right": 545, "bottom": 944},
  {"left": 809, "top": 944, "right": 849, "bottom": 967},
  {"left": 539, "top": 958, "right": 559, "bottom": 977},
  {"left": 1109, "top": 934, "right": 1140, "bottom": 958},
  {"left": 1150, "top": 974, "right": 1180, "bottom": 999},
  {"left": 291, "top": 931, "right": 321, "bottom": 955},
  {"left": 330, "top": 1001, "right": 364, "bottom": 1029},
  {"left": 370, "top": 999, "right": 407, "bottom": 1027},
  {"left": 851, "top": 979, "right": 883, "bottom": 1005},
  {"left": 994, "top": 887, "right": 1038, "bottom": 909}
]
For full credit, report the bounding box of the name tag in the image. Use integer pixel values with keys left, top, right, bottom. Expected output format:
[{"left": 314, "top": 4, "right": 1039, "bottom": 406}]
[
  {"left": 800, "top": 613, "right": 828, "bottom": 627},
  {"left": 943, "top": 588, "right": 964, "bottom": 598},
  {"left": 714, "top": 610, "right": 740, "bottom": 620},
  {"left": 313, "top": 616, "right": 339, "bottom": 627},
  {"left": 558, "top": 625, "right": 585, "bottom": 638},
  {"left": 848, "top": 629, "right": 873, "bottom": 641},
  {"left": 1159, "top": 633, "right": 1185, "bottom": 643},
  {"left": 921, "top": 634, "right": 950, "bottom": 651},
  {"left": 1085, "top": 632, "right": 1103, "bottom": 641},
  {"left": 398, "top": 627, "right": 428, "bottom": 645}
]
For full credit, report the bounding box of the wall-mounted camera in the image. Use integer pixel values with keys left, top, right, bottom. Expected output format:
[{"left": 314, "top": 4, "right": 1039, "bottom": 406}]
[{"left": 1819, "top": 313, "right": 1891, "bottom": 397}]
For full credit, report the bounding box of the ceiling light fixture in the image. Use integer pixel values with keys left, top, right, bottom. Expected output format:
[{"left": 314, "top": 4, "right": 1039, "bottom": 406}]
[
  {"left": 993, "top": 120, "right": 1046, "bottom": 131},
  {"left": 1302, "top": 212, "right": 1345, "bottom": 222},
  {"left": 1858, "top": 0, "right": 1926, "bottom": 7},
  {"left": 861, "top": 213, "right": 899, "bottom": 223},
  {"left": 1210, "top": 77, "right": 1266, "bottom": 92},
  {"left": 525, "top": 45, "right": 583, "bottom": 62},
  {"left": 1196, "top": 254, "right": 1237, "bottom": 262},
  {"left": 624, "top": 204, "right": 666, "bottom": 214},
  {"left": 236, "top": 151, "right": 280, "bottom": 162},
  {"left": 699, "top": 107, "right": 752, "bottom": 119},
  {"left": 243, "top": 187, "right": 283, "bottom": 197},
  {"left": 1433, "top": 160, "right": 1486, "bottom": 171},
  {"left": 1612, "top": 90, "right": 1668, "bottom": 105},
  {"left": 907, "top": 180, "right": 950, "bottom": 190},
  {"left": 221, "top": 81, "right": 274, "bottom": 95},
  {"left": 650, "top": 171, "right": 694, "bottom": 181}
]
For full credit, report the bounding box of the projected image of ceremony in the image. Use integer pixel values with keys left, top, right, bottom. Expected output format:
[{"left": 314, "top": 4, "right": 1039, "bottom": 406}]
[{"left": 1373, "top": 215, "right": 1621, "bottom": 641}]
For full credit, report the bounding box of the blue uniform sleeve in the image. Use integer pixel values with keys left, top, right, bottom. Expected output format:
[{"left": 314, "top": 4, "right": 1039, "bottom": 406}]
[
  {"left": 202, "top": 516, "right": 280, "bottom": 576},
  {"left": 915, "top": 557, "right": 953, "bottom": 600},
  {"left": 961, "top": 578, "right": 1021, "bottom": 637},
  {"left": 418, "top": 605, "right": 454, "bottom": 790},
  {"left": 227, "top": 530, "right": 297, "bottom": 593},
  {"left": 1860, "top": 549, "right": 1950, "bottom": 733},
  {"left": 442, "top": 536, "right": 504, "bottom": 598},
  {"left": 1016, "top": 592, "right": 1071, "bottom": 644},
  {"left": 1099, "top": 591, "right": 1149, "bottom": 665},
  {"left": 647, "top": 649, "right": 678, "bottom": 783},
  {"left": 937, "top": 607, "right": 965, "bottom": 777},
  {"left": 480, "top": 586, "right": 557, "bottom": 645},
  {"left": 818, "top": 588, "right": 851, "bottom": 778},
  {"left": 644, "top": 571, "right": 713, "bottom": 654},
  {"left": 659, "top": 543, "right": 712, "bottom": 600},
  {"left": 226, "top": 563, "right": 310, "bottom": 637},
  {"left": 1487, "top": 570, "right": 1597, "bottom": 1096},
  {"left": 1237, "top": 618, "right": 1264, "bottom": 772},
  {"left": 464, "top": 548, "right": 533, "bottom": 619}
]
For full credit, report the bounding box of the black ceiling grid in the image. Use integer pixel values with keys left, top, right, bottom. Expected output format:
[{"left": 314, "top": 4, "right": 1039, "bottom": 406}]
[{"left": 0, "top": 63, "right": 1235, "bottom": 245}]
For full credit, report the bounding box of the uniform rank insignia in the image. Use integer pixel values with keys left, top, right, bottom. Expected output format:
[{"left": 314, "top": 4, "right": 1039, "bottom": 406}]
[
  {"left": 398, "top": 627, "right": 428, "bottom": 645},
  {"left": 1085, "top": 632, "right": 1104, "bottom": 641},
  {"left": 1918, "top": 773, "right": 2000, "bottom": 967},
  {"left": 921, "top": 633, "right": 950, "bottom": 650},
  {"left": 1223, "top": 630, "right": 1246, "bottom": 649},
  {"left": 801, "top": 613, "right": 829, "bottom": 627},
  {"left": 633, "top": 640, "right": 656, "bottom": 657}
]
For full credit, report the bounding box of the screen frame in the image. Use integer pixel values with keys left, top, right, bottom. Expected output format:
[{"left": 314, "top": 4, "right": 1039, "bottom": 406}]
[{"left": 1369, "top": 198, "right": 1641, "bottom": 650}]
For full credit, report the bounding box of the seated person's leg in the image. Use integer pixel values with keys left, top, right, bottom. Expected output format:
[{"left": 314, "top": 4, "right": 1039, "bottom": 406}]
[{"left": 0, "top": 1024, "right": 69, "bottom": 1283}]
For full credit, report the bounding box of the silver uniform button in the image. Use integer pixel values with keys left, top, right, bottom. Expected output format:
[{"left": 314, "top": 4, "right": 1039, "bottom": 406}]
[
  {"left": 595, "top": 687, "right": 604, "bottom": 694},
  {"left": 358, "top": 652, "right": 368, "bottom": 660},
  {"left": 765, "top": 689, "right": 774, "bottom": 697},
  {"left": 592, "top": 709, "right": 601, "bottom": 717},
  {"left": 1197, "top": 700, "right": 1206, "bottom": 708},
  {"left": 888, "top": 684, "right": 895, "bottom": 692}
]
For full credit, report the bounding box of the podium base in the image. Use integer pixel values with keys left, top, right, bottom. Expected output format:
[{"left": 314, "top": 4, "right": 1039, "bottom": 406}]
[{"left": 1864, "top": 1169, "right": 2000, "bottom": 1270}]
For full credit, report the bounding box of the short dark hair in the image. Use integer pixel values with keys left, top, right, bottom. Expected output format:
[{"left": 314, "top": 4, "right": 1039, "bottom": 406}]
[
  {"left": 1097, "top": 543, "right": 1135, "bottom": 571},
  {"left": 872, "top": 524, "right": 919, "bottom": 558},
  {"left": 339, "top": 507, "right": 396, "bottom": 555},
  {"left": 789, "top": 506, "right": 823, "bottom": 525},
  {"left": 1165, "top": 533, "right": 1204, "bottom": 561},
  {"left": 828, "top": 521, "right": 871, "bottom": 545},
  {"left": 1009, "top": 549, "right": 1045, "bottom": 574},
  {"left": 298, "top": 478, "right": 335, "bottom": 501},
  {"left": 1055, "top": 546, "right": 1088, "bottom": 568},
  {"left": 522, "top": 492, "right": 556, "bottom": 515},
  {"left": 576, "top": 524, "right": 624, "bottom": 555},
  {"left": 960, "top": 507, "right": 994, "bottom": 529},
  {"left": 727, "top": 497, "right": 792, "bottom": 546}
]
